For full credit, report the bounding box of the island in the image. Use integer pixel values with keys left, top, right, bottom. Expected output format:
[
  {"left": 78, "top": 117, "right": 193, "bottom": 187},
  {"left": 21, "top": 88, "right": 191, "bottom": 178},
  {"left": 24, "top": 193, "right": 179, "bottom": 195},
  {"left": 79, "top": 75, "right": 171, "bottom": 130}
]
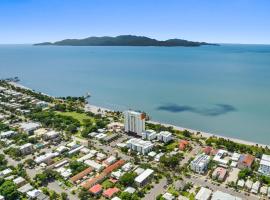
[{"left": 34, "top": 35, "right": 217, "bottom": 47}]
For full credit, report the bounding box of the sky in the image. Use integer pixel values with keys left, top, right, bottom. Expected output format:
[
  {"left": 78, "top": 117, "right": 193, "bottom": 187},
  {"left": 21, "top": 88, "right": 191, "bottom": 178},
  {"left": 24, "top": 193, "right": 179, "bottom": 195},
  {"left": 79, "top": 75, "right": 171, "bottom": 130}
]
[{"left": 0, "top": 0, "right": 270, "bottom": 44}]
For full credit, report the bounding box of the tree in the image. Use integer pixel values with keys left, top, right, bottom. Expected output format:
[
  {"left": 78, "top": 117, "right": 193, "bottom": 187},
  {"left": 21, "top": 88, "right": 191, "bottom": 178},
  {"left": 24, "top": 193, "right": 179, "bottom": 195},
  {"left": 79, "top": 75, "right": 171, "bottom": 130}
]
[
  {"left": 119, "top": 172, "right": 137, "bottom": 187},
  {"left": 120, "top": 192, "right": 140, "bottom": 200},
  {"left": 61, "top": 192, "right": 68, "bottom": 200},
  {"left": 0, "top": 180, "right": 19, "bottom": 200},
  {"left": 78, "top": 188, "right": 92, "bottom": 200}
]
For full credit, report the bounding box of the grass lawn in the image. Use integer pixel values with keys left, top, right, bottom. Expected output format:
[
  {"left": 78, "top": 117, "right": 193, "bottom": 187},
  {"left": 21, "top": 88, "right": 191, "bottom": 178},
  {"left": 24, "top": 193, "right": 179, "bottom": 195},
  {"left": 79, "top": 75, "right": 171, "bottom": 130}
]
[
  {"left": 102, "top": 179, "right": 114, "bottom": 189},
  {"left": 55, "top": 111, "right": 95, "bottom": 125},
  {"left": 165, "top": 141, "right": 179, "bottom": 152}
]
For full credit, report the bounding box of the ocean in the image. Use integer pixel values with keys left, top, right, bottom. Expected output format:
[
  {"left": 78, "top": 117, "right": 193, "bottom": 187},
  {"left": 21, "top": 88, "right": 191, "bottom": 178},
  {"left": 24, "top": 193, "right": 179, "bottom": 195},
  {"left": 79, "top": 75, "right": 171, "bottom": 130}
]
[{"left": 0, "top": 44, "right": 270, "bottom": 145}]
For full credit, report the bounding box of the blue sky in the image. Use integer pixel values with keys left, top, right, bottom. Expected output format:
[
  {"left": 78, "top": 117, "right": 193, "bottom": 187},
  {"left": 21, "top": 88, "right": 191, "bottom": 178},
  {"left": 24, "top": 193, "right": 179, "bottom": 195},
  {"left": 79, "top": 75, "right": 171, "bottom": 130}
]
[{"left": 0, "top": 0, "right": 269, "bottom": 44}]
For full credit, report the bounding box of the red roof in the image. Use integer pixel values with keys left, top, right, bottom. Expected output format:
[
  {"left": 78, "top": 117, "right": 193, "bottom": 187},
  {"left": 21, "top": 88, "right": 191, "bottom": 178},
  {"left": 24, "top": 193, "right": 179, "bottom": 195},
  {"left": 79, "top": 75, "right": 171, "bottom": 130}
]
[
  {"left": 103, "top": 187, "right": 120, "bottom": 198},
  {"left": 89, "top": 184, "right": 102, "bottom": 194},
  {"left": 203, "top": 146, "right": 213, "bottom": 155},
  {"left": 81, "top": 159, "right": 125, "bottom": 190},
  {"left": 70, "top": 167, "right": 92, "bottom": 183},
  {"left": 179, "top": 140, "right": 189, "bottom": 150},
  {"left": 240, "top": 154, "right": 255, "bottom": 167}
]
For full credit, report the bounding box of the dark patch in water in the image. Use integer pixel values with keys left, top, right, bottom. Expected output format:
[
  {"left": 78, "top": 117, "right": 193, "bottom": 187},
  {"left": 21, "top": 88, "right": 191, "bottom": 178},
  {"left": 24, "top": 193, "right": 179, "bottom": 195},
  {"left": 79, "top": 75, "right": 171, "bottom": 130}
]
[{"left": 157, "top": 103, "right": 236, "bottom": 116}]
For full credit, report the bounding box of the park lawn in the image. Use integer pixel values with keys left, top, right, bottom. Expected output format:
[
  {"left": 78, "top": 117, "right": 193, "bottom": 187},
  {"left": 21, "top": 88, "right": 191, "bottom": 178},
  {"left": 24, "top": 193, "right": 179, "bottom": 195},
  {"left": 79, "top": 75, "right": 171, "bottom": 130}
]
[{"left": 55, "top": 111, "right": 95, "bottom": 125}]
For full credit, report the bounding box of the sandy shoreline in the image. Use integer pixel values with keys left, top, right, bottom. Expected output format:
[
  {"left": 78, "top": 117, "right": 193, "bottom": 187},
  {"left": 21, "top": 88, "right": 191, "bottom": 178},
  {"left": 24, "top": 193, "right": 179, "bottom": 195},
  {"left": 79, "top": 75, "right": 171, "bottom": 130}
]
[{"left": 85, "top": 104, "right": 269, "bottom": 148}]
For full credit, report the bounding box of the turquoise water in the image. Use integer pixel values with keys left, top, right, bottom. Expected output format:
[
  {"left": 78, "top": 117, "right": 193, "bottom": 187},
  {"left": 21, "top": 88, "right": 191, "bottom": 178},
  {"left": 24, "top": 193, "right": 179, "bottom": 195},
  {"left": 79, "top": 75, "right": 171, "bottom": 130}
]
[{"left": 0, "top": 44, "right": 270, "bottom": 144}]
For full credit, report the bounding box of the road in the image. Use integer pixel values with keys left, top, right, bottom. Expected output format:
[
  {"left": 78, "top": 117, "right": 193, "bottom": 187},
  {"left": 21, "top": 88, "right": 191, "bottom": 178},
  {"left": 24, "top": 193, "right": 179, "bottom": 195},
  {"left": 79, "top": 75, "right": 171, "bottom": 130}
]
[
  {"left": 47, "top": 181, "right": 78, "bottom": 200},
  {"left": 143, "top": 178, "right": 167, "bottom": 200}
]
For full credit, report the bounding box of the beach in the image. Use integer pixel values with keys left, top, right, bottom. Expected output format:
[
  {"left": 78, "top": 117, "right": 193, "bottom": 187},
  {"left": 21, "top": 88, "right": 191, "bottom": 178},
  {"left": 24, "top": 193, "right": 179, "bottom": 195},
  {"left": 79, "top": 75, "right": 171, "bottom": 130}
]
[{"left": 85, "top": 104, "right": 269, "bottom": 148}]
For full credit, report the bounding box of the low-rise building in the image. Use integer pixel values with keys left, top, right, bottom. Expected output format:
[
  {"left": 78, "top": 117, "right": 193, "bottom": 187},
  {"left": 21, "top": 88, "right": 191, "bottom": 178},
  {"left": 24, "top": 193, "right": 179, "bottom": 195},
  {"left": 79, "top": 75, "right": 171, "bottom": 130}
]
[
  {"left": 237, "top": 154, "right": 255, "bottom": 169},
  {"left": 251, "top": 181, "right": 260, "bottom": 194},
  {"left": 35, "top": 152, "right": 59, "bottom": 164},
  {"left": 213, "top": 149, "right": 229, "bottom": 165},
  {"left": 43, "top": 130, "right": 59, "bottom": 141},
  {"left": 142, "top": 130, "right": 157, "bottom": 140},
  {"left": 258, "top": 154, "right": 270, "bottom": 176},
  {"left": 0, "top": 130, "right": 17, "bottom": 138},
  {"left": 20, "top": 122, "right": 40, "bottom": 134},
  {"left": 179, "top": 140, "right": 189, "bottom": 151},
  {"left": 162, "top": 192, "right": 175, "bottom": 200},
  {"left": 103, "top": 187, "right": 120, "bottom": 199},
  {"left": 190, "top": 154, "right": 210, "bottom": 174},
  {"left": 84, "top": 160, "right": 104, "bottom": 172},
  {"left": 135, "top": 168, "right": 154, "bottom": 187},
  {"left": 126, "top": 138, "right": 154, "bottom": 155},
  {"left": 195, "top": 187, "right": 212, "bottom": 200},
  {"left": 13, "top": 176, "right": 26, "bottom": 187},
  {"left": 89, "top": 184, "right": 103, "bottom": 195},
  {"left": 212, "top": 167, "right": 227, "bottom": 182},
  {"left": 19, "top": 143, "right": 34, "bottom": 155},
  {"left": 157, "top": 131, "right": 172, "bottom": 143}
]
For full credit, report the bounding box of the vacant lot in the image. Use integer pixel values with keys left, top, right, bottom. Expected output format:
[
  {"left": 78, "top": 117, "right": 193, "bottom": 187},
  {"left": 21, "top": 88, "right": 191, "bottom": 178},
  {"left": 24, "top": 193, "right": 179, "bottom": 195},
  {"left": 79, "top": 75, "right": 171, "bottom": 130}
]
[{"left": 55, "top": 111, "right": 95, "bottom": 125}]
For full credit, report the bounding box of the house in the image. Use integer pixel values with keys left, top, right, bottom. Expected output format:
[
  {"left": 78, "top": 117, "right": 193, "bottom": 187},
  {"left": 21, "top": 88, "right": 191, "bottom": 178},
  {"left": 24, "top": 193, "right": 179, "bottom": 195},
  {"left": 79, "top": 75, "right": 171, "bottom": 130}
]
[
  {"left": 35, "top": 152, "right": 59, "bottom": 164},
  {"left": 231, "top": 152, "right": 241, "bottom": 162},
  {"left": 103, "top": 187, "right": 120, "bottom": 198},
  {"left": 162, "top": 192, "right": 175, "bottom": 200},
  {"left": 135, "top": 168, "right": 154, "bottom": 187},
  {"left": 157, "top": 131, "right": 173, "bottom": 143},
  {"left": 258, "top": 154, "right": 270, "bottom": 176},
  {"left": 68, "top": 145, "right": 84, "bottom": 155},
  {"left": 245, "top": 180, "right": 253, "bottom": 190},
  {"left": 179, "top": 140, "right": 189, "bottom": 151},
  {"left": 251, "top": 181, "right": 260, "bottom": 194},
  {"left": 103, "top": 156, "right": 117, "bottom": 166},
  {"left": 89, "top": 184, "right": 103, "bottom": 195},
  {"left": 13, "top": 176, "right": 26, "bottom": 187},
  {"left": 237, "top": 154, "right": 255, "bottom": 169},
  {"left": 20, "top": 122, "right": 40, "bottom": 134},
  {"left": 190, "top": 154, "right": 210, "bottom": 174},
  {"left": 0, "top": 130, "right": 17, "bottom": 138},
  {"left": 237, "top": 179, "right": 245, "bottom": 188},
  {"left": 19, "top": 143, "right": 34, "bottom": 155},
  {"left": 124, "top": 187, "right": 136, "bottom": 194},
  {"left": 260, "top": 186, "right": 268, "bottom": 195},
  {"left": 84, "top": 160, "right": 104, "bottom": 172},
  {"left": 195, "top": 187, "right": 212, "bottom": 200},
  {"left": 213, "top": 149, "right": 229, "bottom": 165},
  {"left": 18, "top": 183, "right": 34, "bottom": 194},
  {"left": 43, "top": 130, "right": 59, "bottom": 141},
  {"left": 212, "top": 167, "right": 227, "bottom": 182},
  {"left": 202, "top": 146, "right": 212, "bottom": 155}
]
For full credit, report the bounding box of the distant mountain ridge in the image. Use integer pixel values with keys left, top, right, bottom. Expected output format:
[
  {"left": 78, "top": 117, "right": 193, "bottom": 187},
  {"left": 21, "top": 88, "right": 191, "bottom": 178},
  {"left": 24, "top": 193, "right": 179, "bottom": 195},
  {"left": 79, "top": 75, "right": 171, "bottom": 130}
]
[{"left": 35, "top": 35, "right": 216, "bottom": 47}]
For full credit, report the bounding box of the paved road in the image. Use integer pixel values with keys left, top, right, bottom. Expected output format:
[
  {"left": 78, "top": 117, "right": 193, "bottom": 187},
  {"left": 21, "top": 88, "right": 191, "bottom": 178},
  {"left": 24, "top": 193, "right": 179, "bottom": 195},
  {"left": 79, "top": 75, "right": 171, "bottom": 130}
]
[
  {"left": 143, "top": 178, "right": 167, "bottom": 200},
  {"left": 47, "top": 181, "right": 78, "bottom": 200}
]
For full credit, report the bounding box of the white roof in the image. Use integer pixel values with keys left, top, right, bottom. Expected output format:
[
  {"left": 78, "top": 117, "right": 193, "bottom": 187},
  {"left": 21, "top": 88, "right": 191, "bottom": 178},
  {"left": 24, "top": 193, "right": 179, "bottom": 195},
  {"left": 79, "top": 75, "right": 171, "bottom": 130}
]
[
  {"left": 124, "top": 186, "right": 136, "bottom": 194},
  {"left": 77, "top": 153, "right": 94, "bottom": 162},
  {"left": 84, "top": 160, "right": 103, "bottom": 171},
  {"left": 27, "top": 189, "right": 41, "bottom": 198},
  {"left": 135, "top": 168, "right": 154, "bottom": 184},
  {"left": 18, "top": 183, "right": 33, "bottom": 193},
  {"left": 159, "top": 131, "right": 172, "bottom": 137},
  {"left": 111, "top": 197, "right": 121, "bottom": 200},
  {"left": 162, "top": 192, "right": 175, "bottom": 200},
  {"left": 231, "top": 152, "right": 241, "bottom": 161},
  {"left": 212, "top": 191, "right": 242, "bottom": 200},
  {"left": 20, "top": 122, "right": 40, "bottom": 131},
  {"left": 13, "top": 176, "right": 25, "bottom": 184},
  {"left": 237, "top": 179, "right": 245, "bottom": 187},
  {"left": 195, "top": 187, "right": 212, "bottom": 200},
  {"left": 262, "top": 154, "right": 270, "bottom": 162},
  {"left": 19, "top": 143, "right": 33, "bottom": 149}
]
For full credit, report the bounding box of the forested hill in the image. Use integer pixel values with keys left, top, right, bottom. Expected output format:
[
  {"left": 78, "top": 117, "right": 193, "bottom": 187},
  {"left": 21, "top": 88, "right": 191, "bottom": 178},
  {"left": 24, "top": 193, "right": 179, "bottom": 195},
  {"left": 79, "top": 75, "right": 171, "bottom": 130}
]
[{"left": 35, "top": 35, "right": 217, "bottom": 47}]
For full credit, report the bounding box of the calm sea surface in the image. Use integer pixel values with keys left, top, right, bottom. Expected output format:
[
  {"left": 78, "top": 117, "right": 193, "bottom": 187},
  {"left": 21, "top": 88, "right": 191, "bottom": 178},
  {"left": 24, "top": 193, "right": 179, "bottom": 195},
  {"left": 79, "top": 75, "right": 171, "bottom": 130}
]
[{"left": 1, "top": 44, "right": 270, "bottom": 144}]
